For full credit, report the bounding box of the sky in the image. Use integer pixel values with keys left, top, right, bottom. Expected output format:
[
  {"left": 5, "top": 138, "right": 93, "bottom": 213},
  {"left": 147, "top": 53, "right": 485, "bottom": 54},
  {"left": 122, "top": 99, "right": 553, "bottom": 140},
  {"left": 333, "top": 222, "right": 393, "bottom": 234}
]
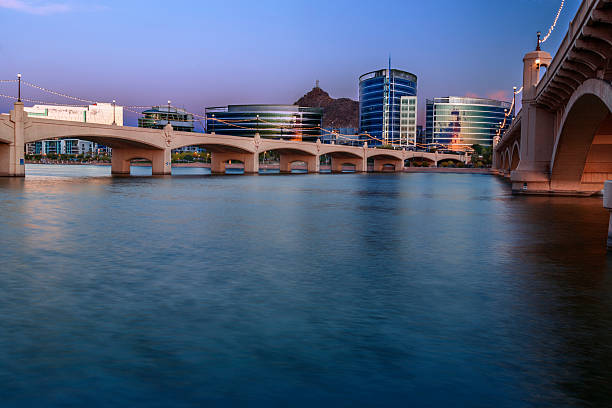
[{"left": 0, "top": 0, "right": 579, "bottom": 125}]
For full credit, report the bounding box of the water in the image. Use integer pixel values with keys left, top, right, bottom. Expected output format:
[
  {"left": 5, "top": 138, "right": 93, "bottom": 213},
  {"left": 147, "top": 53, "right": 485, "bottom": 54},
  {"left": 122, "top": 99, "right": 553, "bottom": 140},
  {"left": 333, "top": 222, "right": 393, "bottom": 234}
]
[{"left": 1, "top": 164, "right": 611, "bottom": 407}]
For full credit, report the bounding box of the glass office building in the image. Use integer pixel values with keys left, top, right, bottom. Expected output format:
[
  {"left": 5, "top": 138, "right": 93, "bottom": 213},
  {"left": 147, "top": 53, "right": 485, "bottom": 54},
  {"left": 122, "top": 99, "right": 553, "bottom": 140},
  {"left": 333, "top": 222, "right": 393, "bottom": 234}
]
[
  {"left": 359, "top": 69, "right": 418, "bottom": 146},
  {"left": 425, "top": 97, "right": 513, "bottom": 150},
  {"left": 139, "top": 106, "right": 195, "bottom": 132},
  {"left": 205, "top": 105, "right": 322, "bottom": 142}
]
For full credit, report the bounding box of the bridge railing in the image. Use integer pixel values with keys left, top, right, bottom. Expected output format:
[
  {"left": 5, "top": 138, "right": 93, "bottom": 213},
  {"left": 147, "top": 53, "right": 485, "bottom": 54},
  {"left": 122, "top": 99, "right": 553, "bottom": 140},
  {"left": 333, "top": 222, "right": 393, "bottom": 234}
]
[{"left": 536, "top": 0, "right": 598, "bottom": 100}]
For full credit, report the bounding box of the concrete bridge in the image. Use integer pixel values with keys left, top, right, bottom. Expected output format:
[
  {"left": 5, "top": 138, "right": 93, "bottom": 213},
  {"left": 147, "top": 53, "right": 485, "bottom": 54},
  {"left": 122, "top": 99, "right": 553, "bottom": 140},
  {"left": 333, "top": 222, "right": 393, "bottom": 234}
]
[
  {"left": 0, "top": 103, "right": 466, "bottom": 176},
  {"left": 493, "top": 0, "right": 612, "bottom": 195}
]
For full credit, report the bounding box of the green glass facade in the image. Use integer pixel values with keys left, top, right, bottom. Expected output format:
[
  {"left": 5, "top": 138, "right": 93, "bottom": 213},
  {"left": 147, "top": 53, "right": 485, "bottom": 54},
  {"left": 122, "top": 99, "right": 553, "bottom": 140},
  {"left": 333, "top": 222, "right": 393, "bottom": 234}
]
[
  {"left": 425, "top": 97, "right": 513, "bottom": 149},
  {"left": 205, "top": 105, "right": 322, "bottom": 142}
]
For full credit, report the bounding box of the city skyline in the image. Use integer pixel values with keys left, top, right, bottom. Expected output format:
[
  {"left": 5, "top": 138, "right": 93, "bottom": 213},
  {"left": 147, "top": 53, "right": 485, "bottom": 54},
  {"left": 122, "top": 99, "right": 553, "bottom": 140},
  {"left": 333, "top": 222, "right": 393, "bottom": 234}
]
[{"left": 0, "top": 0, "right": 578, "bottom": 125}]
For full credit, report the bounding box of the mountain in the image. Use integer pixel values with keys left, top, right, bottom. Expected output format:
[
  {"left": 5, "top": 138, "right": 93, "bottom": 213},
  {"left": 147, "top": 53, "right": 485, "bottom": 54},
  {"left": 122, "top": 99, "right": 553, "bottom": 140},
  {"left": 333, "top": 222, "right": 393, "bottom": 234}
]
[{"left": 294, "top": 87, "right": 359, "bottom": 129}]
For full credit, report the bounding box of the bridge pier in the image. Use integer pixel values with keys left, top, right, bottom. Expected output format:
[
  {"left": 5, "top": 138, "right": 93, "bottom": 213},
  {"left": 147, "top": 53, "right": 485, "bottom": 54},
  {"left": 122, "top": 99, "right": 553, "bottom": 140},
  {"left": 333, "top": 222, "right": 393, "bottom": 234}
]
[
  {"left": 210, "top": 152, "right": 258, "bottom": 174},
  {"left": 510, "top": 49, "right": 556, "bottom": 194},
  {"left": 279, "top": 153, "right": 319, "bottom": 173},
  {"left": 605, "top": 181, "right": 612, "bottom": 250},
  {"left": 111, "top": 148, "right": 171, "bottom": 176},
  {"left": 0, "top": 102, "right": 25, "bottom": 177}
]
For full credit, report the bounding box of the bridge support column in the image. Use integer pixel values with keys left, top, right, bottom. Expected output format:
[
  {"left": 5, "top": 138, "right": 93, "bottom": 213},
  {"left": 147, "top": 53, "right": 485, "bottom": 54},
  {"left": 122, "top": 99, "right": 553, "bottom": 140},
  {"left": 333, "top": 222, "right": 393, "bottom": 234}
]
[
  {"left": 211, "top": 152, "right": 259, "bottom": 174},
  {"left": 0, "top": 102, "right": 25, "bottom": 177},
  {"left": 152, "top": 149, "right": 172, "bottom": 175},
  {"left": 330, "top": 157, "right": 366, "bottom": 173},
  {"left": 511, "top": 49, "right": 554, "bottom": 194},
  {"left": 279, "top": 154, "right": 319, "bottom": 173},
  {"left": 605, "top": 181, "right": 612, "bottom": 250}
]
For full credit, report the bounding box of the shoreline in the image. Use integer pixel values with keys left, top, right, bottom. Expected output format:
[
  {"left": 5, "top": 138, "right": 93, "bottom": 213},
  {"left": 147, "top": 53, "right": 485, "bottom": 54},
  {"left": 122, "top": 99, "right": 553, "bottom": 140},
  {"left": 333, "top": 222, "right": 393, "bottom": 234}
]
[{"left": 26, "top": 162, "right": 493, "bottom": 173}]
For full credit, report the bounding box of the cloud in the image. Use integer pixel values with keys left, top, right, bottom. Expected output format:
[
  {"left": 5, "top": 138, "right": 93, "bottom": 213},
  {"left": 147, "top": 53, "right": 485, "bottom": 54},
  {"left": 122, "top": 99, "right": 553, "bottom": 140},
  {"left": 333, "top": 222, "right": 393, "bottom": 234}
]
[
  {"left": 0, "top": 0, "right": 71, "bottom": 15},
  {"left": 487, "top": 90, "right": 511, "bottom": 102}
]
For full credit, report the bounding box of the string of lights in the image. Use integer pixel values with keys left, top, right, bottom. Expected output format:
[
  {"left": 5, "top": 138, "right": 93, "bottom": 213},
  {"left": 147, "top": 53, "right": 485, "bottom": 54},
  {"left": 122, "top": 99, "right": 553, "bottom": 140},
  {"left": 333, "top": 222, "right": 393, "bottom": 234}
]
[
  {"left": 6, "top": 80, "right": 460, "bottom": 150},
  {"left": 541, "top": 0, "right": 565, "bottom": 43},
  {"left": 0, "top": 92, "right": 87, "bottom": 107},
  {"left": 21, "top": 81, "right": 98, "bottom": 104}
]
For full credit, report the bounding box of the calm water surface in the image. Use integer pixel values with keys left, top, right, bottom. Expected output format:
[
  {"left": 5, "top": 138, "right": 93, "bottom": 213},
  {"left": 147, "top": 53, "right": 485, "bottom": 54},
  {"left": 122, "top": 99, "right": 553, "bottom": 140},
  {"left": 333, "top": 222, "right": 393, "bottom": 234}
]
[{"left": 1, "top": 164, "right": 611, "bottom": 407}]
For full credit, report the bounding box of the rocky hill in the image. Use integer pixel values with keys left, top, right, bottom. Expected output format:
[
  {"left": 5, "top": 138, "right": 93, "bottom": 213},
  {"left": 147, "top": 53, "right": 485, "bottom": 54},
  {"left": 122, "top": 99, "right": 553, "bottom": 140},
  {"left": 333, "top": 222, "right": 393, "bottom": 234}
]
[{"left": 294, "top": 87, "right": 359, "bottom": 129}]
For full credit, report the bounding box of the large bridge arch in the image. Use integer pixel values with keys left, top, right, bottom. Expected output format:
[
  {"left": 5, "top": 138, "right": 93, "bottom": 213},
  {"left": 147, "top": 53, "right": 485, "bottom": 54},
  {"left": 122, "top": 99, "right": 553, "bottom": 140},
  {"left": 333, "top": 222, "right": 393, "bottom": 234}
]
[
  {"left": 24, "top": 119, "right": 166, "bottom": 150},
  {"left": 550, "top": 79, "right": 612, "bottom": 193}
]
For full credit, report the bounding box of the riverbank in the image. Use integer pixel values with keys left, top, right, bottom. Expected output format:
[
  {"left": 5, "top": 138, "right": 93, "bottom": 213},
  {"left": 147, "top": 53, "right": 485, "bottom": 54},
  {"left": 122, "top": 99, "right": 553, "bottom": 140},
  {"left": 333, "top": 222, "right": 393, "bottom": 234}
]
[
  {"left": 25, "top": 161, "right": 493, "bottom": 173},
  {"left": 403, "top": 167, "right": 493, "bottom": 174}
]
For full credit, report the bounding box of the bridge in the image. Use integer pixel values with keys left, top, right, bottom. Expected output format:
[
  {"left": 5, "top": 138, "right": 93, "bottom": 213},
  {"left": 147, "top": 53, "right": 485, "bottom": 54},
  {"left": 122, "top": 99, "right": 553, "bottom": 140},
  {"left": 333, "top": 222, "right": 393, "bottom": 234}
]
[
  {"left": 493, "top": 0, "right": 612, "bottom": 195},
  {"left": 0, "top": 103, "right": 466, "bottom": 176}
]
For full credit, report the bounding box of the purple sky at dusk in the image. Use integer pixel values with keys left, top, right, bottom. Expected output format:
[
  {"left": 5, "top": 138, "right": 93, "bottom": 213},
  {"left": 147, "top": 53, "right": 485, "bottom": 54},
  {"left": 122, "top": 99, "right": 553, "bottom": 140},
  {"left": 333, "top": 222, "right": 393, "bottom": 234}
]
[{"left": 0, "top": 0, "right": 578, "bottom": 125}]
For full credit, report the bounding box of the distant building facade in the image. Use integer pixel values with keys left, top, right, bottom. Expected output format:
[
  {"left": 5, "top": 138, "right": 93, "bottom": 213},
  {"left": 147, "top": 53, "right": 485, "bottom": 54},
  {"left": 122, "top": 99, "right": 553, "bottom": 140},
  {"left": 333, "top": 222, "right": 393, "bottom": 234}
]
[
  {"left": 205, "top": 105, "right": 322, "bottom": 142},
  {"left": 359, "top": 68, "right": 418, "bottom": 147},
  {"left": 321, "top": 127, "right": 359, "bottom": 145},
  {"left": 416, "top": 125, "right": 425, "bottom": 146},
  {"left": 138, "top": 106, "right": 194, "bottom": 132},
  {"left": 24, "top": 103, "right": 122, "bottom": 155},
  {"left": 425, "top": 97, "right": 513, "bottom": 150}
]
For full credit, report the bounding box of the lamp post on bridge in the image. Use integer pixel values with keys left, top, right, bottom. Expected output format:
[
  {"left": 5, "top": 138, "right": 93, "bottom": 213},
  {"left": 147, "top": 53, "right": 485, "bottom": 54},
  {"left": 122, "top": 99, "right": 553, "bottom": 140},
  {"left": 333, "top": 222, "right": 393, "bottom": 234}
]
[
  {"left": 17, "top": 73, "right": 21, "bottom": 103},
  {"left": 167, "top": 100, "right": 171, "bottom": 126},
  {"left": 112, "top": 100, "right": 116, "bottom": 125}
]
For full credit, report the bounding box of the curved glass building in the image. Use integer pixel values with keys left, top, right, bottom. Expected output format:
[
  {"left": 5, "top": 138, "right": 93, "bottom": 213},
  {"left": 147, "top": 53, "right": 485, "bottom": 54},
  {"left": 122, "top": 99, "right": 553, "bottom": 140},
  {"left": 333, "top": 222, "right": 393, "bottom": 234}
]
[
  {"left": 205, "top": 105, "right": 322, "bottom": 142},
  {"left": 359, "top": 69, "right": 418, "bottom": 146},
  {"left": 425, "top": 97, "right": 513, "bottom": 150}
]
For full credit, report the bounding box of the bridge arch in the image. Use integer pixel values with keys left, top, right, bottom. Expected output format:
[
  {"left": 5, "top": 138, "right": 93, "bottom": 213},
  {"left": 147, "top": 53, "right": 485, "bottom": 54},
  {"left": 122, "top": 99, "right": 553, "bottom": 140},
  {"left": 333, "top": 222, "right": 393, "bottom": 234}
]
[
  {"left": 366, "top": 150, "right": 404, "bottom": 172},
  {"left": 258, "top": 146, "right": 318, "bottom": 173},
  {"left": 437, "top": 158, "right": 463, "bottom": 167},
  {"left": 550, "top": 79, "right": 612, "bottom": 193},
  {"left": 510, "top": 142, "right": 520, "bottom": 171},
  {"left": 24, "top": 119, "right": 166, "bottom": 150},
  {"left": 406, "top": 156, "right": 435, "bottom": 167},
  {"left": 500, "top": 149, "right": 508, "bottom": 172}
]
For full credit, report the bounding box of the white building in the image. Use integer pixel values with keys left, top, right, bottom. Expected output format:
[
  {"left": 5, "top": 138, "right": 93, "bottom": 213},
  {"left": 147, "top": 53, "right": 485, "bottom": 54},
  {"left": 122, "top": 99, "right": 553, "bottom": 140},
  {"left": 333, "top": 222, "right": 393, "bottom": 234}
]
[
  {"left": 24, "top": 103, "right": 123, "bottom": 155},
  {"left": 400, "top": 96, "right": 418, "bottom": 147}
]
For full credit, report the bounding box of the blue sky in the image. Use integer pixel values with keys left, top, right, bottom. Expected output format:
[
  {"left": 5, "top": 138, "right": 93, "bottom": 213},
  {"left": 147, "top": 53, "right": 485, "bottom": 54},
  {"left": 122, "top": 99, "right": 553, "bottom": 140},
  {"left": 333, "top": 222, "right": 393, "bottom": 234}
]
[{"left": 0, "top": 0, "right": 578, "bottom": 124}]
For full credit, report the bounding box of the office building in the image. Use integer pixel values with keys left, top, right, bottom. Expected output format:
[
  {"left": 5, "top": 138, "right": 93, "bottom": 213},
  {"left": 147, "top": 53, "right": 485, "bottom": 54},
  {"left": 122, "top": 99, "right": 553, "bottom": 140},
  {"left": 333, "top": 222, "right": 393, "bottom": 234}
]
[
  {"left": 359, "top": 68, "right": 418, "bottom": 146},
  {"left": 425, "top": 97, "right": 513, "bottom": 150},
  {"left": 205, "top": 105, "right": 322, "bottom": 142},
  {"left": 138, "top": 106, "right": 194, "bottom": 132}
]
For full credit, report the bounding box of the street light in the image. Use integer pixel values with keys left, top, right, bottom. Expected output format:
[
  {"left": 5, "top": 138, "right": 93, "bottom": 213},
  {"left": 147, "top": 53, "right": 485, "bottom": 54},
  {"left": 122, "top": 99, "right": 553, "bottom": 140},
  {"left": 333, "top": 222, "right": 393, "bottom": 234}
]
[
  {"left": 256, "top": 114, "right": 259, "bottom": 135},
  {"left": 167, "top": 100, "right": 171, "bottom": 126},
  {"left": 17, "top": 73, "right": 21, "bottom": 102},
  {"left": 112, "top": 100, "right": 116, "bottom": 125},
  {"left": 211, "top": 114, "right": 215, "bottom": 134}
]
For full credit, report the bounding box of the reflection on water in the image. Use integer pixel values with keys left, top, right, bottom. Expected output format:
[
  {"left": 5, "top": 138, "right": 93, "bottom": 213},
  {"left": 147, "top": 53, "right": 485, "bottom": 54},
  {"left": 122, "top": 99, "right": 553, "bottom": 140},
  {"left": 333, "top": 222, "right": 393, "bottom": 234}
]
[{"left": 0, "top": 165, "right": 610, "bottom": 407}]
